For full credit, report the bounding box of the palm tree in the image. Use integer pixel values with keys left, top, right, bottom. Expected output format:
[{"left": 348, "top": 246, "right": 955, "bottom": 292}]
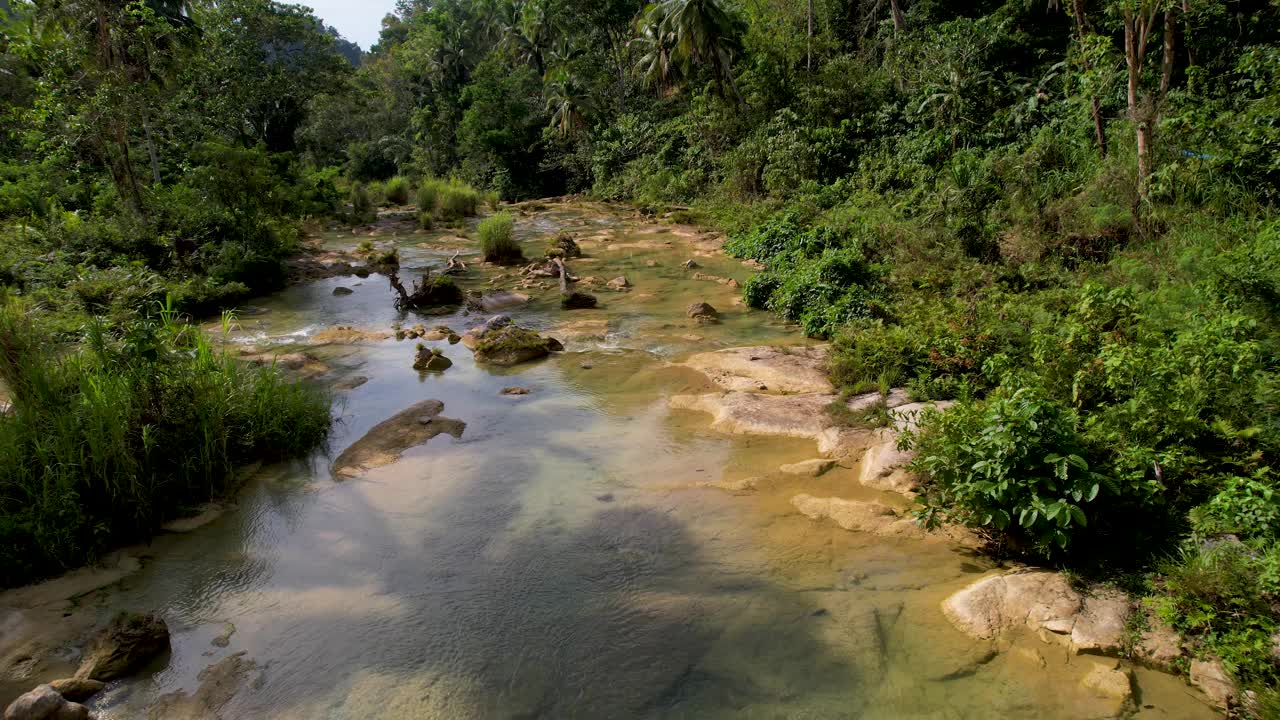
[
  {"left": 632, "top": 0, "right": 743, "bottom": 98},
  {"left": 631, "top": 7, "right": 680, "bottom": 91},
  {"left": 544, "top": 67, "right": 590, "bottom": 136}
]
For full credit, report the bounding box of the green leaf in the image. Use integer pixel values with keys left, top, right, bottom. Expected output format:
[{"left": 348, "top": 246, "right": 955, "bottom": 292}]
[{"left": 1086, "top": 483, "right": 1099, "bottom": 502}]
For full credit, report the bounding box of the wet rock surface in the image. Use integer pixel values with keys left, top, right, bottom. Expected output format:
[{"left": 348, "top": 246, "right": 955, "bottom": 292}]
[
  {"left": 3, "top": 685, "right": 88, "bottom": 720},
  {"left": 940, "top": 571, "right": 1130, "bottom": 655},
  {"left": 682, "top": 345, "right": 832, "bottom": 394},
  {"left": 78, "top": 612, "right": 170, "bottom": 682},
  {"left": 461, "top": 316, "right": 564, "bottom": 366},
  {"left": 331, "top": 399, "right": 466, "bottom": 479}
]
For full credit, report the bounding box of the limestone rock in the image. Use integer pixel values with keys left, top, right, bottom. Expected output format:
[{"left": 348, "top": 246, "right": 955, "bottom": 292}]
[
  {"left": 330, "top": 399, "right": 466, "bottom": 478},
  {"left": 501, "top": 387, "right": 531, "bottom": 396},
  {"left": 1133, "top": 616, "right": 1183, "bottom": 669},
  {"left": 683, "top": 345, "right": 832, "bottom": 394},
  {"left": 779, "top": 459, "right": 837, "bottom": 477},
  {"left": 1080, "top": 659, "right": 1135, "bottom": 717},
  {"left": 46, "top": 678, "right": 103, "bottom": 703},
  {"left": 606, "top": 276, "right": 629, "bottom": 290},
  {"left": 1189, "top": 658, "right": 1235, "bottom": 710},
  {"left": 687, "top": 302, "right": 719, "bottom": 322},
  {"left": 78, "top": 611, "right": 170, "bottom": 681},
  {"left": 479, "top": 290, "right": 530, "bottom": 312},
  {"left": 413, "top": 347, "right": 452, "bottom": 372},
  {"left": 790, "top": 494, "right": 930, "bottom": 540},
  {"left": 4, "top": 685, "right": 62, "bottom": 720},
  {"left": 148, "top": 653, "right": 256, "bottom": 720},
  {"left": 670, "top": 392, "right": 834, "bottom": 440},
  {"left": 857, "top": 428, "right": 917, "bottom": 494},
  {"left": 461, "top": 316, "right": 563, "bottom": 366},
  {"left": 942, "top": 571, "right": 1081, "bottom": 641},
  {"left": 332, "top": 375, "right": 369, "bottom": 392},
  {"left": 940, "top": 571, "right": 1131, "bottom": 657}
]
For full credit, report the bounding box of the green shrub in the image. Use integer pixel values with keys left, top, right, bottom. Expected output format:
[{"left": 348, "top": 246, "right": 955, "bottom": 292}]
[
  {"left": 417, "top": 179, "right": 445, "bottom": 216},
  {"left": 908, "top": 386, "right": 1109, "bottom": 555},
  {"left": 438, "top": 181, "right": 481, "bottom": 220},
  {"left": 0, "top": 301, "right": 331, "bottom": 587},
  {"left": 477, "top": 212, "right": 522, "bottom": 264},
  {"left": 349, "top": 183, "right": 373, "bottom": 220},
  {"left": 384, "top": 175, "right": 411, "bottom": 205}
]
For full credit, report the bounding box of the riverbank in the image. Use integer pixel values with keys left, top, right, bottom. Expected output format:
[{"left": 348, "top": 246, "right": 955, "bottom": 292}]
[{"left": 2, "top": 200, "right": 1223, "bottom": 719}]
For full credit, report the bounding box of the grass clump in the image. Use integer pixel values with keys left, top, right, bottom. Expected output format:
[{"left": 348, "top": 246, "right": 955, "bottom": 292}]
[
  {"left": 477, "top": 212, "right": 523, "bottom": 264},
  {"left": 384, "top": 176, "right": 411, "bottom": 205},
  {"left": 0, "top": 300, "right": 331, "bottom": 587},
  {"left": 416, "top": 178, "right": 483, "bottom": 225}
]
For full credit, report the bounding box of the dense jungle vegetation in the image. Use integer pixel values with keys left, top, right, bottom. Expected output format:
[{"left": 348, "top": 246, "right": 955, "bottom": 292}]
[{"left": 3, "top": 0, "right": 1280, "bottom": 707}]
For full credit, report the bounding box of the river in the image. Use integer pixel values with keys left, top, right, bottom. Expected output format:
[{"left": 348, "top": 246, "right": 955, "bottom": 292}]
[{"left": 4, "top": 201, "right": 1219, "bottom": 719}]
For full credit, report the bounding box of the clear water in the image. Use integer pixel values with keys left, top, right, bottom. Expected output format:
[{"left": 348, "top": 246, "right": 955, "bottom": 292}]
[{"left": 59, "top": 204, "right": 1214, "bottom": 719}]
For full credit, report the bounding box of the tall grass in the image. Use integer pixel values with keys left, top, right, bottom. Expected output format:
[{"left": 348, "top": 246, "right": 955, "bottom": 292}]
[
  {"left": 416, "top": 178, "right": 484, "bottom": 226},
  {"left": 0, "top": 300, "right": 331, "bottom": 587},
  {"left": 384, "top": 175, "right": 411, "bottom": 205},
  {"left": 477, "top": 212, "right": 522, "bottom": 264}
]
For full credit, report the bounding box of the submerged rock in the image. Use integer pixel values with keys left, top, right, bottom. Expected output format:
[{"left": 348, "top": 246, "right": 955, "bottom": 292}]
[
  {"left": 670, "top": 392, "right": 834, "bottom": 439},
  {"left": 78, "top": 612, "right": 170, "bottom": 682},
  {"left": 479, "top": 290, "right": 530, "bottom": 312},
  {"left": 3, "top": 685, "right": 88, "bottom": 720},
  {"left": 500, "top": 387, "right": 531, "bottom": 396},
  {"left": 779, "top": 459, "right": 837, "bottom": 477},
  {"left": 790, "top": 495, "right": 934, "bottom": 540},
  {"left": 332, "top": 286, "right": 354, "bottom": 296},
  {"left": 148, "top": 653, "right": 256, "bottom": 720},
  {"left": 331, "top": 400, "right": 465, "bottom": 478},
  {"left": 561, "top": 291, "right": 598, "bottom": 309},
  {"left": 683, "top": 345, "right": 832, "bottom": 394}
]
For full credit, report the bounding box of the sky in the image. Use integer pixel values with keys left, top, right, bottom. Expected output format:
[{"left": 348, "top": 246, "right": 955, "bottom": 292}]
[{"left": 302, "top": 0, "right": 400, "bottom": 51}]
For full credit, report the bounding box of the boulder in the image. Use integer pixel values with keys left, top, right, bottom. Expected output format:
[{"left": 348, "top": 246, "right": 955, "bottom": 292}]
[
  {"left": 939, "top": 571, "right": 1130, "bottom": 655},
  {"left": 479, "top": 290, "right": 530, "bottom": 312},
  {"left": 78, "top": 611, "right": 170, "bottom": 681},
  {"left": 332, "top": 286, "right": 354, "bottom": 296},
  {"left": 779, "top": 459, "right": 837, "bottom": 477},
  {"left": 413, "top": 347, "right": 452, "bottom": 372},
  {"left": 682, "top": 345, "right": 832, "bottom": 394},
  {"left": 46, "top": 678, "right": 103, "bottom": 703},
  {"left": 1189, "top": 658, "right": 1235, "bottom": 710},
  {"left": 555, "top": 233, "right": 582, "bottom": 258},
  {"left": 330, "top": 399, "right": 466, "bottom": 478},
  {"left": 687, "top": 302, "right": 719, "bottom": 322},
  {"left": 462, "top": 316, "right": 563, "bottom": 366},
  {"left": 1079, "top": 659, "right": 1134, "bottom": 717},
  {"left": 607, "top": 276, "right": 629, "bottom": 290},
  {"left": 3, "top": 685, "right": 89, "bottom": 720}
]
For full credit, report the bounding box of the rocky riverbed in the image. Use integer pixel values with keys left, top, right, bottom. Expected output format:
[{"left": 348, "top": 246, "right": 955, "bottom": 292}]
[{"left": 1, "top": 199, "right": 1223, "bottom": 720}]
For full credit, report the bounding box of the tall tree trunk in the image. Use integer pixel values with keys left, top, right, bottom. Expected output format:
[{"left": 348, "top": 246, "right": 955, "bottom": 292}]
[
  {"left": 1070, "top": 0, "right": 1107, "bottom": 157},
  {"left": 807, "top": 0, "right": 813, "bottom": 71},
  {"left": 142, "top": 109, "right": 161, "bottom": 185},
  {"left": 1123, "top": 7, "right": 1156, "bottom": 203},
  {"left": 1159, "top": 8, "right": 1176, "bottom": 100},
  {"left": 889, "top": 0, "right": 904, "bottom": 34}
]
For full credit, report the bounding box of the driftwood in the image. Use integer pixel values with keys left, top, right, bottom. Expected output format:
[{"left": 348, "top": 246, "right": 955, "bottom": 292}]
[
  {"left": 554, "top": 257, "right": 598, "bottom": 309},
  {"left": 388, "top": 268, "right": 463, "bottom": 311},
  {"left": 444, "top": 251, "right": 467, "bottom": 275}
]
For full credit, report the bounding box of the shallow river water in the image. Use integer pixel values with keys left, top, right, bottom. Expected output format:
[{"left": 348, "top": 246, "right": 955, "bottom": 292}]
[{"left": 25, "top": 203, "right": 1221, "bottom": 719}]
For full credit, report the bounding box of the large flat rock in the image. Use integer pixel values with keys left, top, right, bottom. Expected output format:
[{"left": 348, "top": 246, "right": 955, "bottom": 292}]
[
  {"left": 670, "top": 392, "right": 835, "bottom": 439},
  {"left": 331, "top": 400, "right": 466, "bottom": 478},
  {"left": 941, "top": 570, "right": 1130, "bottom": 654},
  {"left": 682, "top": 345, "right": 832, "bottom": 394}
]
